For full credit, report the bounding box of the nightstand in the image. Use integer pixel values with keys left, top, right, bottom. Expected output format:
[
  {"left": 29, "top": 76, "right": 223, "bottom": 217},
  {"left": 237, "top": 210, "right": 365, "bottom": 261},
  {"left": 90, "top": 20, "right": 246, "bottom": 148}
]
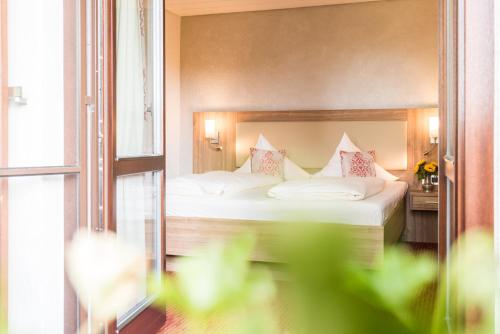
[{"left": 403, "top": 188, "right": 438, "bottom": 243}]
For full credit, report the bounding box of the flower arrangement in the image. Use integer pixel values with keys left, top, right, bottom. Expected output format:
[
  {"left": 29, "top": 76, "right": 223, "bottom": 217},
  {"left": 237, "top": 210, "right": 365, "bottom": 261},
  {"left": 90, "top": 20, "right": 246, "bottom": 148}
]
[{"left": 414, "top": 159, "right": 438, "bottom": 181}]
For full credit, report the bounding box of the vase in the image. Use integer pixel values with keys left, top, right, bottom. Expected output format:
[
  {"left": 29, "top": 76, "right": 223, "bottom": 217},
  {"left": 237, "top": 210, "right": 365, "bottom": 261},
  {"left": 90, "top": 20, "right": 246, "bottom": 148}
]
[{"left": 421, "top": 175, "right": 434, "bottom": 193}]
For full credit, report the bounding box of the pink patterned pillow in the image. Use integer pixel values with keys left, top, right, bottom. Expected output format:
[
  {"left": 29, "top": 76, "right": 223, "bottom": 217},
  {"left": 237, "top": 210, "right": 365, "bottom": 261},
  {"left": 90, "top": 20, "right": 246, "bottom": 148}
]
[
  {"left": 340, "top": 150, "right": 376, "bottom": 177},
  {"left": 250, "top": 148, "right": 286, "bottom": 177}
]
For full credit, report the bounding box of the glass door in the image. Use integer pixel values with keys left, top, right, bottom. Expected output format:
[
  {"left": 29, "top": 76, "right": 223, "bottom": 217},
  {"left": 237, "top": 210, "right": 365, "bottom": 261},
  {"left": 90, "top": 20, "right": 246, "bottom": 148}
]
[
  {"left": 0, "top": 0, "right": 88, "bottom": 333},
  {"left": 105, "top": 0, "right": 165, "bottom": 332}
]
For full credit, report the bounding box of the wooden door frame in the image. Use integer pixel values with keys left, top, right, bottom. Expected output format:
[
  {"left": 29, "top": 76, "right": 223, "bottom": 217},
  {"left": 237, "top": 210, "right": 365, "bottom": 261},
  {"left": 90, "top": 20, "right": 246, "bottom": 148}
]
[
  {"left": 438, "top": 0, "right": 456, "bottom": 261},
  {"left": 438, "top": 0, "right": 495, "bottom": 258},
  {"left": 459, "top": 0, "right": 495, "bottom": 232},
  {"left": 104, "top": 0, "right": 166, "bottom": 332},
  {"left": 0, "top": 0, "right": 90, "bottom": 331},
  {"left": 437, "top": 0, "right": 495, "bottom": 330}
]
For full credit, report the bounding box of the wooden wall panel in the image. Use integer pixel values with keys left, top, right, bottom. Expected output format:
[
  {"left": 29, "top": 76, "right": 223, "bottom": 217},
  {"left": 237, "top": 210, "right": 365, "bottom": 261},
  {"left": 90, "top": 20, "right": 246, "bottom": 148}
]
[
  {"left": 236, "top": 109, "right": 408, "bottom": 122},
  {"left": 407, "top": 108, "right": 439, "bottom": 186},
  {"left": 166, "top": 0, "right": 382, "bottom": 16},
  {"left": 193, "top": 112, "right": 237, "bottom": 173},
  {"left": 193, "top": 108, "right": 438, "bottom": 182}
]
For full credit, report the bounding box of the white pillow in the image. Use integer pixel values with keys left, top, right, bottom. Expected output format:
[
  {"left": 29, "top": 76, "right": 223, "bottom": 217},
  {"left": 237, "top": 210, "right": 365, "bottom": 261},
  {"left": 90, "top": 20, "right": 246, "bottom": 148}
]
[
  {"left": 315, "top": 133, "right": 399, "bottom": 181},
  {"left": 235, "top": 134, "right": 310, "bottom": 180}
]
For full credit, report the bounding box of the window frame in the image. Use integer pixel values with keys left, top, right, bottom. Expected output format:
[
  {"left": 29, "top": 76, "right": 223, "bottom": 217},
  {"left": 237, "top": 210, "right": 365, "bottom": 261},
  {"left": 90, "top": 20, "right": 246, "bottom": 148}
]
[
  {"left": 0, "top": 0, "right": 91, "bottom": 331},
  {"left": 103, "top": 0, "right": 166, "bottom": 331}
]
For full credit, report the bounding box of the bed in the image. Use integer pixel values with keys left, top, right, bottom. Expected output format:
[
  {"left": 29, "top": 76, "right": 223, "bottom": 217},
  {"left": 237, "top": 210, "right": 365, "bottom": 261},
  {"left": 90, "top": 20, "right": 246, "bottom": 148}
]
[
  {"left": 166, "top": 108, "right": 436, "bottom": 266},
  {"left": 166, "top": 181, "right": 407, "bottom": 264},
  {"left": 167, "top": 182, "right": 407, "bottom": 226}
]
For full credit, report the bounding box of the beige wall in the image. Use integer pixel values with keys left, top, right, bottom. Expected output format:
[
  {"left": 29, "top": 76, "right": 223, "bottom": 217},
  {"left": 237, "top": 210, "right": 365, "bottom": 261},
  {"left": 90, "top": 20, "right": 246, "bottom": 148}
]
[
  {"left": 179, "top": 0, "right": 438, "bottom": 174},
  {"left": 165, "top": 10, "right": 181, "bottom": 178}
]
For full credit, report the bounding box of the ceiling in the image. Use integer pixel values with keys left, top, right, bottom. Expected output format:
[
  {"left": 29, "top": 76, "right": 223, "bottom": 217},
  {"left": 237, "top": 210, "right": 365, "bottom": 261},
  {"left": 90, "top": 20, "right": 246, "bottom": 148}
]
[{"left": 165, "top": 0, "right": 383, "bottom": 17}]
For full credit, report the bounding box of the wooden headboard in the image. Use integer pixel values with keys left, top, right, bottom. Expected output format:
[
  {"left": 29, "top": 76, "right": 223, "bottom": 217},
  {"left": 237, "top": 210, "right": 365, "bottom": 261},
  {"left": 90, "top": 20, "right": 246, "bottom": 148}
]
[{"left": 193, "top": 108, "right": 438, "bottom": 185}]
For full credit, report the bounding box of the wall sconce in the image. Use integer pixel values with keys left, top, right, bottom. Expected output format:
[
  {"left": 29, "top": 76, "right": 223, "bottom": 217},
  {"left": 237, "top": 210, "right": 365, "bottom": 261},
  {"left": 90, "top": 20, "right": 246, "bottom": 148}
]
[
  {"left": 428, "top": 116, "right": 439, "bottom": 144},
  {"left": 205, "top": 119, "right": 222, "bottom": 151},
  {"left": 424, "top": 116, "right": 439, "bottom": 156}
]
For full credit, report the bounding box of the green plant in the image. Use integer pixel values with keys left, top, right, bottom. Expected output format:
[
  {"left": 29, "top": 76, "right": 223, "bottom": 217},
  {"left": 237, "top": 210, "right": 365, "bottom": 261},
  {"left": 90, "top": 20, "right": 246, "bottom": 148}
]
[
  {"left": 64, "top": 228, "right": 496, "bottom": 334},
  {"left": 150, "top": 226, "right": 438, "bottom": 334},
  {"left": 278, "top": 225, "right": 437, "bottom": 334},
  {"left": 150, "top": 235, "right": 278, "bottom": 334}
]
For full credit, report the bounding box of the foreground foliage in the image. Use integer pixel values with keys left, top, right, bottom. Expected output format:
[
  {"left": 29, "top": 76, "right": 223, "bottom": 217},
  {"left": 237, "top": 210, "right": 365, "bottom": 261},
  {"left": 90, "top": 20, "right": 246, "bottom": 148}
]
[{"left": 0, "top": 226, "right": 488, "bottom": 334}]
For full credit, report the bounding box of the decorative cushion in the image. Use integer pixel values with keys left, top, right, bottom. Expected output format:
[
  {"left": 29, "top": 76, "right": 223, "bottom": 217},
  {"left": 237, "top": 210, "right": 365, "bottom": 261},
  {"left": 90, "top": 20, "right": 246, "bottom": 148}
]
[
  {"left": 250, "top": 147, "right": 286, "bottom": 177},
  {"left": 340, "top": 150, "right": 377, "bottom": 177},
  {"left": 235, "top": 134, "right": 310, "bottom": 180},
  {"left": 316, "top": 132, "right": 399, "bottom": 181}
]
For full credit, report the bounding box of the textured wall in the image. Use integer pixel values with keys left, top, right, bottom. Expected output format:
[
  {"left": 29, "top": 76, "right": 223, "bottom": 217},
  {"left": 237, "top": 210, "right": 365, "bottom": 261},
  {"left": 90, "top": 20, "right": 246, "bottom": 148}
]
[{"left": 179, "top": 0, "right": 438, "bottom": 174}]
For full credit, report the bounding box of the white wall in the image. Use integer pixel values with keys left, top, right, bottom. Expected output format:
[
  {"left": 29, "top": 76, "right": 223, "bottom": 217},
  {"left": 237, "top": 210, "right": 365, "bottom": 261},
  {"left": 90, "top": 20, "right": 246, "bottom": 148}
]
[
  {"left": 165, "top": 10, "right": 181, "bottom": 178},
  {"left": 165, "top": 0, "right": 438, "bottom": 176},
  {"left": 178, "top": 0, "right": 438, "bottom": 175}
]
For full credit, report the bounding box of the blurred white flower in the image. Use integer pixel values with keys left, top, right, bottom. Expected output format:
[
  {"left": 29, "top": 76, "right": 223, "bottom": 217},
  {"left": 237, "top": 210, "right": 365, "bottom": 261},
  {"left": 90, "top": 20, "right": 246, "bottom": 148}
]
[{"left": 66, "top": 230, "right": 146, "bottom": 322}]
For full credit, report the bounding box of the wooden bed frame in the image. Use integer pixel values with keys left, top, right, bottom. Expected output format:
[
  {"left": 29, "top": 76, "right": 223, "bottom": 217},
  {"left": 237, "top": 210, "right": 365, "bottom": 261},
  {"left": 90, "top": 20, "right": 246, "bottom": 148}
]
[
  {"left": 165, "top": 108, "right": 436, "bottom": 267},
  {"left": 166, "top": 197, "right": 406, "bottom": 266}
]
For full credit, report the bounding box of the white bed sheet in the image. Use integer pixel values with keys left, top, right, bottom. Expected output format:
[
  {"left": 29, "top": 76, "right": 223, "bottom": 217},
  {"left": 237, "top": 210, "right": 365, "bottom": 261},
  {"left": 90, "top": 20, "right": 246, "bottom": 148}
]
[{"left": 166, "top": 181, "right": 408, "bottom": 226}]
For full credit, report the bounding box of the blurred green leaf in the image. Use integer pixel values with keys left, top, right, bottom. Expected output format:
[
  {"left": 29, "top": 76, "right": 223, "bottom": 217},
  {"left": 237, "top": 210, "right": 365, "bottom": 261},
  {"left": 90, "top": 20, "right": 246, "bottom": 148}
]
[
  {"left": 148, "top": 226, "right": 496, "bottom": 334},
  {"left": 279, "top": 224, "right": 437, "bottom": 334},
  {"left": 0, "top": 304, "right": 5, "bottom": 334},
  {"left": 150, "top": 234, "right": 278, "bottom": 333},
  {"left": 348, "top": 247, "right": 437, "bottom": 329}
]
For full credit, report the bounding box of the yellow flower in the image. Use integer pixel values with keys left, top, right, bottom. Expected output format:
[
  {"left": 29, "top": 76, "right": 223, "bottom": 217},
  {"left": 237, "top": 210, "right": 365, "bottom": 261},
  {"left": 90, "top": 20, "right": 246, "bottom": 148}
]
[
  {"left": 430, "top": 161, "right": 438, "bottom": 167},
  {"left": 424, "top": 164, "right": 437, "bottom": 173},
  {"left": 414, "top": 159, "right": 428, "bottom": 174},
  {"left": 417, "top": 159, "right": 426, "bottom": 167}
]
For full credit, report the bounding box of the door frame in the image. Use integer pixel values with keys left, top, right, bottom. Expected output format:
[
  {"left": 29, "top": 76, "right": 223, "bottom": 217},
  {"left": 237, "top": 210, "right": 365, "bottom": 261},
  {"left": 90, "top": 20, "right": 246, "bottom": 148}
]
[
  {"left": 438, "top": 0, "right": 495, "bottom": 330},
  {"left": 438, "top": 0, "right": 495, "bottom": 257},
  {"left": 0, "top": 0, "right": 90, "bottom": 330},
  {"left": 103, "top": 0, "right": 166, "bottom": 332}
]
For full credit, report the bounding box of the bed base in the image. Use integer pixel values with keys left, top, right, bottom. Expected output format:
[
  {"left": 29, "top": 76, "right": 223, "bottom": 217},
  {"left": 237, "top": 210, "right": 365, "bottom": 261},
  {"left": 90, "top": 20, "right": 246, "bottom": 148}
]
[{"left": 165, "top": 197, "right": 406, "bottom": 267}]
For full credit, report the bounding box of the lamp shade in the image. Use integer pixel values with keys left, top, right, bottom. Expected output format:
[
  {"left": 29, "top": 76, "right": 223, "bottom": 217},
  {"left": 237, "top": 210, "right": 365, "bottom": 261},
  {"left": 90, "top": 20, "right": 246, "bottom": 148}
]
[
  {"left": 429, "top": 116, "right": 439, "bottom": 141},
  {"left": 205, "top": 119, "right": 217, "bottom": 139}
]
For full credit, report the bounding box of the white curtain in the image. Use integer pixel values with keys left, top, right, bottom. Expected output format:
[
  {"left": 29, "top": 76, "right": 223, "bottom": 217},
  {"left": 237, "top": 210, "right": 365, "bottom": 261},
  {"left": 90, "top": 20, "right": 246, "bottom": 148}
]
[
  {"left": 116, "top": 0, "right": 146, "bottom": 157},
  {"left": 115, "top": 0, "right": 148, "bottom": 317}
]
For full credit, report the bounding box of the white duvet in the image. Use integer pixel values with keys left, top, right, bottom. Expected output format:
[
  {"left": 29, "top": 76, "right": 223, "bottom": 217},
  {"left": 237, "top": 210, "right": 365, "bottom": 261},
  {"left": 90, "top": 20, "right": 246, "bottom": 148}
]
[
  {"left": 267, "top": 177, "right": 386, "bottom": 201},
  {"left": 166, "top": 171, "right": 282, "bottom": 197}
]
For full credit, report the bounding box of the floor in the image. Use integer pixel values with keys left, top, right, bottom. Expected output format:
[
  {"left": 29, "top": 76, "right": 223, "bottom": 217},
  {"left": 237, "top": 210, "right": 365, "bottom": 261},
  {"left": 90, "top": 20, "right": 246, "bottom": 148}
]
[
  {"left": 158, "top": 312, "right": 185, "bottom": 334},
  {"left": 157, "top": 242, "right": 438, "bottom": 334},
  {"left": 403, "top": 242, "right": 438, "bottom": 325}
]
